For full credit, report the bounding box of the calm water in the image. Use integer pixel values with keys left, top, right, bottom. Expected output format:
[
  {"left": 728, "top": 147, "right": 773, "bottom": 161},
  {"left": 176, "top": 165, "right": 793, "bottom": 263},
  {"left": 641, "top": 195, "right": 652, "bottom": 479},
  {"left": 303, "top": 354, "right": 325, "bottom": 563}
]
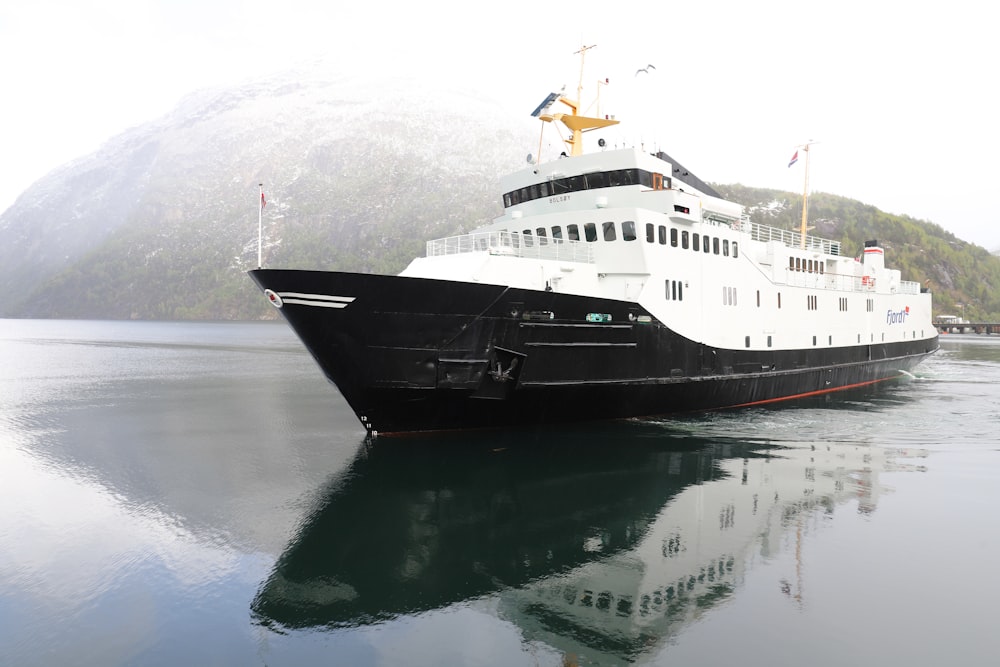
[{"left": 2, "top": 320, "right": 999, "bottom": 666}]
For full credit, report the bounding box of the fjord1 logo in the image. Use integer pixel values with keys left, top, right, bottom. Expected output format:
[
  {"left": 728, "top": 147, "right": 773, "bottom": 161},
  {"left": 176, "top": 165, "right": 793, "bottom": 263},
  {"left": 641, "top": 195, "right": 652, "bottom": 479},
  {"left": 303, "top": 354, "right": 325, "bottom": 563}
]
[{"left": 887, "top": 306, "right": 910, "bottom": 324}]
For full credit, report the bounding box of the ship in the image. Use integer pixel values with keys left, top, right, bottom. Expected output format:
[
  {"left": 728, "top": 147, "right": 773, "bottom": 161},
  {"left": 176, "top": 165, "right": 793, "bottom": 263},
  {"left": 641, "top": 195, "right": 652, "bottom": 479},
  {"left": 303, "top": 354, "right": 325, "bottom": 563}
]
[{"left": 249, "top": 48, "right": 938, "bottom": 435}]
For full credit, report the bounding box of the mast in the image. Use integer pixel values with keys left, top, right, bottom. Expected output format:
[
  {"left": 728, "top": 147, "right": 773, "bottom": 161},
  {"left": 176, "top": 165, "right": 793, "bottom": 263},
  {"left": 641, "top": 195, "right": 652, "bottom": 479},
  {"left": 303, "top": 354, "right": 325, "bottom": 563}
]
[
  {"left": 535, "top": 45, "right": 619, "bottom": 158},
  {"left": 798, "top": 141, "right": 817, "bottom": 249}
]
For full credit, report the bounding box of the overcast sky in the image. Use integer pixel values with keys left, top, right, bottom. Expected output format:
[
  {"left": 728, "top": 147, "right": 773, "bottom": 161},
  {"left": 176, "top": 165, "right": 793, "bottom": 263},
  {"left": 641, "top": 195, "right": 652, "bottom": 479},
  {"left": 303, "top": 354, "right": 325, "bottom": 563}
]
[{"left": 2, "top": 0, "right": 997, "bottom": 249}]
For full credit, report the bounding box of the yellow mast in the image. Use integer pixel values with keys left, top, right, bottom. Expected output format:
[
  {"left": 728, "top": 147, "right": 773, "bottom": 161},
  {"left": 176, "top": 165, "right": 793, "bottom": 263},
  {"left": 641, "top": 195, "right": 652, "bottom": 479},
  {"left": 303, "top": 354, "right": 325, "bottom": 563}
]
[
  {"left": 538, "top": 45, "right": 619, "bottom": 157},
  {"left": 798, "top": 141, "right": 817, "bottom": 249}
]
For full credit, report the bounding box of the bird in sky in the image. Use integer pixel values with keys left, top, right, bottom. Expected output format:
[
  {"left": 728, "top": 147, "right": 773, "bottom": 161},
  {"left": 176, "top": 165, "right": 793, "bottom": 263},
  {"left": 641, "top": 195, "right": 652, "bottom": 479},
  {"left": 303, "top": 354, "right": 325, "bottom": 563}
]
[{"left": 635, "top": 64, "right": 656, "bottom": 76}]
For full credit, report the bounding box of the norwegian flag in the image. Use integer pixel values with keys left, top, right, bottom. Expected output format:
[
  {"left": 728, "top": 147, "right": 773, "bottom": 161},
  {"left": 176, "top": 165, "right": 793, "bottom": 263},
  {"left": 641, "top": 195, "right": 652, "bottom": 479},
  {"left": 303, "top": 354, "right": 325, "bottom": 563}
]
[
  {"left": 788, "top": 150, "right": 799, "bottom": 168},
  {"left": 261, "top": 192, "right": 266, "bottom": 209}
]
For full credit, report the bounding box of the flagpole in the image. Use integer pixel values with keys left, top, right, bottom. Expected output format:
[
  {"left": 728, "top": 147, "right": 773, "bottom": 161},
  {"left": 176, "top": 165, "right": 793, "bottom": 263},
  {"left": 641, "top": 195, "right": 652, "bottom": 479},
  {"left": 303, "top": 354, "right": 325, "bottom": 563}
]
[{"left": 258, "top": 183, "right": 264, "bottom": 269}]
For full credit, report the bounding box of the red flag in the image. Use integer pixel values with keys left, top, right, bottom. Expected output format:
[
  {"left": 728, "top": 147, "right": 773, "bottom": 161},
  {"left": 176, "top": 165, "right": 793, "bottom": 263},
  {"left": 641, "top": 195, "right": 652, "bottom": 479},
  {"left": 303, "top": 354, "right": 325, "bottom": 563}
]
[{"left": 261, "top": 192, "right": 266, "bottom": 209}]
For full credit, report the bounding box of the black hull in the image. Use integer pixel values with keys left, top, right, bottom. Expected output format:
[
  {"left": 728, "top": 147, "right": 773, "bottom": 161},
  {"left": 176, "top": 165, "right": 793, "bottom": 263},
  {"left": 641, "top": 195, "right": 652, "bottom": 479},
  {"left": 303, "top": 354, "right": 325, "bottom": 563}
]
[{"left": 250, "top": 269, "right": 939, "bottom": 434}]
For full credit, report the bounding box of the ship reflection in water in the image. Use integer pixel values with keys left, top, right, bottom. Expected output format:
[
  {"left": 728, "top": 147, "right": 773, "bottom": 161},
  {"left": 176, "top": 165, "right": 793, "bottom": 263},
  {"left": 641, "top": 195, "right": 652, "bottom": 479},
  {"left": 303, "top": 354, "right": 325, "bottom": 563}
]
[{"left": 252, "top": 421, "right": 925, "bottom": 662}]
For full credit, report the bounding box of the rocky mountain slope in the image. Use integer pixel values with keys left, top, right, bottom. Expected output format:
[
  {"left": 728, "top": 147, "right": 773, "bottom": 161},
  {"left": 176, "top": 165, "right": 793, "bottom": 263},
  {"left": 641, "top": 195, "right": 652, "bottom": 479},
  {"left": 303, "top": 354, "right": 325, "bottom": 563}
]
[{"left": 0, "top": 66, "right": 535, "bottom": 319}]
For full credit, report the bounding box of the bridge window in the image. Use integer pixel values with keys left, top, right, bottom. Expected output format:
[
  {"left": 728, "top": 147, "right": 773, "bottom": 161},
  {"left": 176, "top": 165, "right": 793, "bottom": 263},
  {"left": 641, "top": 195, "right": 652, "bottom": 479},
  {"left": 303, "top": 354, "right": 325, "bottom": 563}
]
[
  {"left": 622, "top": 221, "right": 637, "bottom": 241},
  {"left": 522, "top": 229, "right": 534, "bottom": 247},
  {"left": 713, "top": 237, "right": 720, "bottom": 255},
  {"left": 584, "top": 222, "right": 597, "bottom": 242},
  {"left": 567, "top": 224, "right": 580, "bottom": 241},
  {"left": 704, "top": 237, "right": 711, "bottom": 254},
  {"left": 693, "top": 233, "right": 700, "bottom": 252},
  {"left": 536, "top": 227, "right": 548, "bottom": 245},
  {"left": 658, "top": 225, "right": 667, "bottom": 245},
  {"left": 723, "top": 240, "right": 730, "bottom": 256},
  {"left": 646, "top": 223, "right": 655, "bottom": 243},
  {"left": 681, "top": 231, "right": 689, "bottom": 249},
  {"left": 670, "top": 228, "right": 678, "bottom": 247},
  {"left": 603, "top": 221, "right": 617, "bottom": 241},
  {"left": 551, "top": 226, "right": 563, "bottom": 240}
]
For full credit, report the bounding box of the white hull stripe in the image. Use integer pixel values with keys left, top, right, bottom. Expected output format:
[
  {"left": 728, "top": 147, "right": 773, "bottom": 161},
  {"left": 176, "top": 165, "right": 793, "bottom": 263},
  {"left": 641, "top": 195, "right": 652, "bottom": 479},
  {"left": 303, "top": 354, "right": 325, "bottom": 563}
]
[{"left": 278, "top": 292, "right": 356, "bottom": 309}]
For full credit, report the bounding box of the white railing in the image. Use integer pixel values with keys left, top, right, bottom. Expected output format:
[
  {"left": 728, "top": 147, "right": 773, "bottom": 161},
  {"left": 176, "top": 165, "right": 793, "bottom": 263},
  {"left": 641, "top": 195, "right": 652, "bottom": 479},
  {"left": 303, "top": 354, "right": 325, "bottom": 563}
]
[
  {"left": 738, "top": 219, "right": 842, "bottom": 256},
  {"left": 426, "top": 231, "right": 595, "bottom": 264},
  {"left": 784, "top": 269, "right": 924, "bottom": 295}
]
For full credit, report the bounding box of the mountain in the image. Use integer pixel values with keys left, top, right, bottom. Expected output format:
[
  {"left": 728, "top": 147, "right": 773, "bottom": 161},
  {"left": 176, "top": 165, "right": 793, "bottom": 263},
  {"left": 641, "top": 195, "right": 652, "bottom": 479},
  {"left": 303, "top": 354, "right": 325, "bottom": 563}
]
[
  {"left": 3, "top": 67, "right": 1000, "bottom": 321},
  {"left": 0, "top": 65, "right": 536, "bottom": 320}
]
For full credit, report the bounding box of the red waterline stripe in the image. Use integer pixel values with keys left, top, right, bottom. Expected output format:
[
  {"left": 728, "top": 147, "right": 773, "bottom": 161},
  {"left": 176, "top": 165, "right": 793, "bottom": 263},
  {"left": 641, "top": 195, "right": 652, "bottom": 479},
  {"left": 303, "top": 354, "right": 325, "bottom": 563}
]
[{"left": 728, "top": 375, "right": 898, "bottom": 409}]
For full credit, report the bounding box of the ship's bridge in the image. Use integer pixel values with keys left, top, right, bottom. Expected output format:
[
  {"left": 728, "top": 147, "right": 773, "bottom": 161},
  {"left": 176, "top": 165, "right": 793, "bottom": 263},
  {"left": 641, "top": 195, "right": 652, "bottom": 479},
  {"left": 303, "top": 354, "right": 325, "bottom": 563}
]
[{"left": 497, "top": 148, "right": 741, "bottom": 225}]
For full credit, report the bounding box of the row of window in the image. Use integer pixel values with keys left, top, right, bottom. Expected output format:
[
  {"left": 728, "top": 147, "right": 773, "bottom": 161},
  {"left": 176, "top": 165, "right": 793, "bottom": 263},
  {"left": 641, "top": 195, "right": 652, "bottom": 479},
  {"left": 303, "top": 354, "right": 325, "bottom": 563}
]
[
  {"left": 516, "top": 221, "right": 739, "bottom": 261},
  {"left": 503, "top": 168, "right": 667, "bottom": 207},
  {"left": 518, "top": 221, "right": 629, "bottom": 246},
  {"left": 790, "top": 257, "right": 826, "bottom": 274},
  {"left": 742, "top": 331, "right": 925, "bottom": 349},
  {"left": 666, "top": 289, "right": 887, "bottom": 319},
  {"left": 665, "top": 226, "right": 739, "bottom": 258}
]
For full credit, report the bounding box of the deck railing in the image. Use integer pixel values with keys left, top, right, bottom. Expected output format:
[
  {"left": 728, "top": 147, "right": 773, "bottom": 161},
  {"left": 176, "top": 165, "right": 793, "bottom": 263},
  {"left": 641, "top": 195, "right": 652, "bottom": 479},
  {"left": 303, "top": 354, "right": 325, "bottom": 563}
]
[
  {"left": 426, "top": 231, "right": 595, "bottom": 264},
  {"left": 736, "top": 218, "right": 842, "bottom": 256}
]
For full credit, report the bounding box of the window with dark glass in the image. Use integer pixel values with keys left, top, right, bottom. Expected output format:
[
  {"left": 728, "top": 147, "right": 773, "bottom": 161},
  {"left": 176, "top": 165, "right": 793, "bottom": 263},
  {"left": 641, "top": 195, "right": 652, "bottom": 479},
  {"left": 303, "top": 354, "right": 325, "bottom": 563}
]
[
  {"left": 670, "top": 228, "right": 678, "bottom": 247},
  {"left": 522, "top": 229, "right": 534, "bottom": 247},
  {"left": 693, "top": 233, "right": 700, "bottom": 252},
  {"left": 551, "top": 226, "right": 563, "bottom": 240},
  {"left": 536, "top": 227, "right": 548, "bottom": 245},
  {"left": 567, "top": 224, "right": 580, "bottom": 241},
  {"left": 585, "top": 172, "right": 609, "bottom": 189},
  {"left": 713, "top": 237, "right": 720, "bottom": 254},
  {"left": 658, "top": 225, "right": 667, "bottom": 245},
  {"left": 646, "top": 223, "right": 655, "bottom": 243},
  {"left": 603, "top": 221, "right": 617, "bottom": 242},
  {"left": 584, "top": 222, "right": 598, "bottom": 242},
  {"left": 681, "top": 231, "right": 689, "bottom": 249},
  {"left": 622, "top": 221, "right": 636, "bottom": 241},
  {"left": 723, "top": 239, "right": 729, "bottom": 256}
]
